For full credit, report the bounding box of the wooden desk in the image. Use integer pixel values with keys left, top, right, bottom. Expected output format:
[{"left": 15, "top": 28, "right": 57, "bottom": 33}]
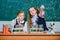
[{"left": 0, "top": 32, "right": 60, "bottom": 40}]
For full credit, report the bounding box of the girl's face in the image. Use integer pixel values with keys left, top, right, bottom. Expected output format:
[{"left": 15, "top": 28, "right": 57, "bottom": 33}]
[
  {"left": 29, "top": 7, "right": 37, "bottom": 16},
  {"left": 17, "top": 13, "right": 24, "bottom": 21}
]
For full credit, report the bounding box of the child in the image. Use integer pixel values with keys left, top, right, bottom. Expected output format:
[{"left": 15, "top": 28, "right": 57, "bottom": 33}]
[
  {"left": 27, "top": 7, "right": 39, "bottom": 27},
  {"left": 27, "top": 6, "right": 48, "bottom": 32},
  {"left": 11, "top": 10, "right": 27, "bottom": 32}
]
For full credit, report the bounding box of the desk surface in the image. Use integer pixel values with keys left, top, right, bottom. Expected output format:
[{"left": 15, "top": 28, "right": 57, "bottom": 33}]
[
  {"left": 0, "top": 32, "right": 60, "bottom": 36},
  {"left": 0, "top": 32, "right": 60, "bottom": 40}
]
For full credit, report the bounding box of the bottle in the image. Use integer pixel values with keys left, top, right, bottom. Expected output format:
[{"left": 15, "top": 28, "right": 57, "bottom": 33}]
[{"left": 3, "top": 24, "right": 10, "bottom": 34}]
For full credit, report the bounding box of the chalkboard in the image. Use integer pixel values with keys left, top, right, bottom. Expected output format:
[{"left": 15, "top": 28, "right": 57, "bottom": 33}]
[{"left": 0, "top": 0, "right": 60, "bottom": 21}]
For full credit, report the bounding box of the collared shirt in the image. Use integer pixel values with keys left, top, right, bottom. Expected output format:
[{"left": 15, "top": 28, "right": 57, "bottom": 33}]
[
  {"left": 16, "top": 19, "right": 25, "bottom": 25},
  {"left": 11, "top": 19, "right": 27, "bottom": 32},
  {"left": 31, "top": 14, "right": 38, "bottom": 25}
]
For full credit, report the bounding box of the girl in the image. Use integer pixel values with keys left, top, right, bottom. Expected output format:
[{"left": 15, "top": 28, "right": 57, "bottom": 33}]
[
  {"left": 27, "top": 6, "right": 48, "bottom": 32},
  {"left": 27, "top": 7, "right": 39, "bottom": 27},
  {"left": 11, "top": 10, "right": 27, "bottom": 32}
]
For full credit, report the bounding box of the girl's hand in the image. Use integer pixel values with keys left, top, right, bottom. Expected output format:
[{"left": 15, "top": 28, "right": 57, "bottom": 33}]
[{"left": 39, "top": 11, "right": 43, "bottom": 16}]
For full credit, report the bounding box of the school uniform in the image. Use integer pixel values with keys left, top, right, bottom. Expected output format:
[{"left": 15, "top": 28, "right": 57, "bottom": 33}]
[
  {"left": 31, "top": 14, "right": 38, "bottom": 26},
  {"left": 14, "top": 19, "right": 25, "bottom": 28},
  {"left": 36, "top": 11, "right": 49, "bottom": 31},
  {"left": 31, "top": 11, "right": 48, "bottom": 31},
  {"left": 11, "top": 18, "right": 27, "bottom": 32}
]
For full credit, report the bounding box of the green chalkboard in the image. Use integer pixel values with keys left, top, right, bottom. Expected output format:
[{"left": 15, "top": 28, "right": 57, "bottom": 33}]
[{"left": 0, "top": 0, "right": 60, "bottom": 21}]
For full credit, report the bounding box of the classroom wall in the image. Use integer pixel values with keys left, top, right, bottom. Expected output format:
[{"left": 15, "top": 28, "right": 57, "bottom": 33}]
[
  {"left": 0, "top": 0, "right": 60, "bottom": 21},
  {"left": 0, "top": 21, "right": 60, "bottom": 32},
  {"left": 0, "top": 0, "right": 60, "bottom": 32}
]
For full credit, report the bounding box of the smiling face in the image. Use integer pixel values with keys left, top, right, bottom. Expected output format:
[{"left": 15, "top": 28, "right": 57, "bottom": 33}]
[
  {"left": 18, "top": 13, "right": 24, "bottom": 21},
  {"left": 29, "top": 7, "right": 37, "bottom": 16},
  {"left": 17, "top": 11, "right": 24, "bottom": 21}
]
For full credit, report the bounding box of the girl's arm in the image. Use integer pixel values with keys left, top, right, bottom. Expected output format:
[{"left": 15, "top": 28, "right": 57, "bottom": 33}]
[
  {"left": 23, "top": 22, "right": 28, "bottom": 32},
  {"left": 38, "top": 11, "right": 45, "bottom": 18},
  {"left": 11, "top": 19, "right": 16, "bottom": 28}
]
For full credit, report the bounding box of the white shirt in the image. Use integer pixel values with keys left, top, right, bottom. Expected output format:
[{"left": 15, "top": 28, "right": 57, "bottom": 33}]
[
  {"left": 31, "top": 14, "right": 38, "bottom": 25},
  {"left": 11, "top": 19, "right": 28, "bottom": 32}
]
